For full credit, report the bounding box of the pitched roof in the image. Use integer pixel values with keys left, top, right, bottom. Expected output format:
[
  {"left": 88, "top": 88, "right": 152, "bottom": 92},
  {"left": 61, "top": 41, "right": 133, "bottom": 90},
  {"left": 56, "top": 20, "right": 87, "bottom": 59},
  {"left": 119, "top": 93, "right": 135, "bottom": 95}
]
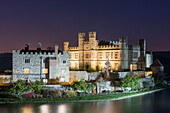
[{"left": 151, "top": 59, "right": 163, "bottom": 67}]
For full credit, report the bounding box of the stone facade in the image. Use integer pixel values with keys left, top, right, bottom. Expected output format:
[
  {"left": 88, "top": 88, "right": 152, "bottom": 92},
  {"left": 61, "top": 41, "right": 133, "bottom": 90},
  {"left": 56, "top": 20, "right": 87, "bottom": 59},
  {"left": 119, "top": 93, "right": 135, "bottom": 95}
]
[
  {"left": 64, "top": 32, "right": 153, "bottom": 71},
  {"left": 12, "top": 45, "right": 69, "bottom": 83}
]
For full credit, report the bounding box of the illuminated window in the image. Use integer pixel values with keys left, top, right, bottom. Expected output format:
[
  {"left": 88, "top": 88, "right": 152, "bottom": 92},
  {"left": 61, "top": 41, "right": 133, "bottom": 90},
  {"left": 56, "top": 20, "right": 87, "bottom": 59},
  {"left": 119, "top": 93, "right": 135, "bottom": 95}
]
[
  {"left": 42, "top": 68, "right": 48, "bottom": 74},
  {"left": 43, "top": 79, "right": 48, "bottom": 84},
  {"left": 75, "top": 53, "right": 78, "bottom": 59},
  {"left": 62, "top": 69, "right": 66, "bottom": 73},
  {"left": 24, "top": 68, "right": 30, "bottom": 74},
  {"left": 105, "top": 52, "right": 110, "bottom": 59},
  {"left": 115, "top": 52, "right": 118, "bottom": 59},
  {"left": 99, "top": 52, "right": 102, "bottom": 59},
  {"left": 25, "top": 59, "right": 30, "bottom": 63},
  {"left": 111, "top": 52, "right": 113, "bottom": 59},
  {"left": 130, "top": 64, "right": 137, "bottom": 71},
  {"left": 86, "top": 54, "right": 89, "bottom": 58}
]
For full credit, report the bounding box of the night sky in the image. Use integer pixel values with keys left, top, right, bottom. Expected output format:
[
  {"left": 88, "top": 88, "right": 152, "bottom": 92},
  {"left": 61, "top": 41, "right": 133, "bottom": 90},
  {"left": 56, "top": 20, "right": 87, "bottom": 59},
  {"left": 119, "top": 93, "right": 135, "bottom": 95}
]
[{"left": 0, "top": 0, "right": 170, "bottom": 53}]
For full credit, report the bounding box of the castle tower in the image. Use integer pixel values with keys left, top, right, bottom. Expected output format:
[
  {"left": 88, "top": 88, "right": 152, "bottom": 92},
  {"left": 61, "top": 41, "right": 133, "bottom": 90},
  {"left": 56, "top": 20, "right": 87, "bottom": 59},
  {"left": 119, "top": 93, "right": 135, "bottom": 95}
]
[
  {"left": 89, "top": 32, "right": 97, "bottom": 49},
  {"left": 78, "top": 32, "right": 85, "bottom": 70},
  {"left": 119, "top": 37, "right": 129, "bottom": 70},
  {"left": 119, "top": 37, "right": 127, "bottom": 49},
  {"left": 139, "top": 39, "right": 146, "bottom": 57},
  {"left": 139, "top": 39, "right": 146, "bottom": 70},
  {"left": 64, "top": 42, "right": 69, "bottom": 53},
  {"left": 78, "top": 32, "right": 85, "bottom": 50}
]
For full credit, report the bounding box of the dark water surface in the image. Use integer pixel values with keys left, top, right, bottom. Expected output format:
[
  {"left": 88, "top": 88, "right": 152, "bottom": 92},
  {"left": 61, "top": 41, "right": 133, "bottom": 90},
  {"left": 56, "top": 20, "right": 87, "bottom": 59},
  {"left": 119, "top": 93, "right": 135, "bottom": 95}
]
[{"left": 0, "top": 88, "right": 170, "bottom": 113}]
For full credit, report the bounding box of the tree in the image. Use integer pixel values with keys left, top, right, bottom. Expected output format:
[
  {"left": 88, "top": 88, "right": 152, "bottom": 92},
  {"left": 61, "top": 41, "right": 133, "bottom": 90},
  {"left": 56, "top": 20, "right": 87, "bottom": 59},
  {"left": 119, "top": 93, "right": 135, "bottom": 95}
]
[
  {"left": 71, "top": 80, "right": 88, "bottom": 91},
  {"left": 120, "top": 75, "right": 141, "bottom": 89}
]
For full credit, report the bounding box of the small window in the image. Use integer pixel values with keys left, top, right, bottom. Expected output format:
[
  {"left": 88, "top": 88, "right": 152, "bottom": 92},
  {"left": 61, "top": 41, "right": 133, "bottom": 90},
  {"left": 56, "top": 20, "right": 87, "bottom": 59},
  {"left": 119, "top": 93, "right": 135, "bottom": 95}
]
[
  {"left": 63, "top": 60, "right": 66, "bottom": 63},
  {"left": 111, "top": 52, "right": 113, "bottom": 59},
  {"left": 24, "top": 68, "right": 30, "bottom": 74},
  {"left": 25, "top": 59, "right": 30, "bottom": 63},
  {"left": 99, "top": 52, "right": 102, "bottom": 59},
  {"left": 105, "top": 52, "right": 110, "bottom": 59},
  {"left": 115, "top": 52, "right": 118, "bottom": 59},
  {"left": 75, "top": 53, "right": 78, "bottom": 59},
  {"left": 86, "top": 54, "right": 89, "bottom": 58},
  {"left": 42, "top": 69, "right": 48, "bottom": 74}
]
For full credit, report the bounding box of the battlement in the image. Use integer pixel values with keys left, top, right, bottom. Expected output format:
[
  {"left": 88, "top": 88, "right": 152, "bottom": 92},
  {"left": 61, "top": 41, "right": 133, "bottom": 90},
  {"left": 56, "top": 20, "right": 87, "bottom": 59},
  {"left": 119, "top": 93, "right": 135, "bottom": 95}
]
[
  {"left": 13, "top": 50, "right": 56, "bottom": 55},
  {"left": 78, "top": 32, "right": 85, "bottom": 38},
  {"left": 98, "top": 44, "right": 120, "bottom": 49},
  {"left": 68, "top": 47, "right": 78, "bottom": 50},
  {"left": 89, "top": 32, "right": 96, "bottom": 38}
]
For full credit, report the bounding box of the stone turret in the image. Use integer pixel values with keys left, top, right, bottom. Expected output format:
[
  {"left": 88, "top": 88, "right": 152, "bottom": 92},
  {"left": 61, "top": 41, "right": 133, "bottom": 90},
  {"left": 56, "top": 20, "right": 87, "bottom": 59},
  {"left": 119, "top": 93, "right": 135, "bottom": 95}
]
[
  {"left": 64, "top": 42, "right": 69, "bottom": 53},
  {"left": 78, "top": 32, "right": 85, "bottom": 70},
  {"left": 119, "top": 37, "right": 129, "bottom": 70},
  {"left": 139, "top": 39, "right": 146, "bottom": 58},
  {"left": 119, "top": 37, "right": 127, "bottom": 49},
  {"left": 55, "top": 45, "right": 58, "bottom": 59},
  {"left": 139, "top": 39, "right": 146, "bottom": 70},
  {"left": 89, "top": 32, "right": 97, "bottom": 50},
  {"left": 78, "top": 32, "right": 85, "bottom": 50}
]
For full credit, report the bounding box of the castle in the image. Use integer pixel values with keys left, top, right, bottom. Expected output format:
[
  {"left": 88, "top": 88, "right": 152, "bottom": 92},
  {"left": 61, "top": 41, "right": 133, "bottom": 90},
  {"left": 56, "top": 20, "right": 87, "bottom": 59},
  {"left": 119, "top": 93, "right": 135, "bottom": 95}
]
[
  {"left": 64, "top": 32, "right": 153, "bottom": 71},
  {"left": 12, "top": 44, "right": 69, "bottom": 83}
]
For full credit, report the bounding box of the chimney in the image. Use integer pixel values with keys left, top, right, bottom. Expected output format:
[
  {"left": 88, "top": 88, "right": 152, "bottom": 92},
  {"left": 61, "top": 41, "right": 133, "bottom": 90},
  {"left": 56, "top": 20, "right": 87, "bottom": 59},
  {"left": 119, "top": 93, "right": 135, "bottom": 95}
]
[
  {"left": 55, "top": 45, "right": 58, "bottom": 59},
  {"left": 37, "top": 43, "right": 42, "bottom": 51},
  {"left": 25, "top": 44, "right": 29, "bottom": 50}
]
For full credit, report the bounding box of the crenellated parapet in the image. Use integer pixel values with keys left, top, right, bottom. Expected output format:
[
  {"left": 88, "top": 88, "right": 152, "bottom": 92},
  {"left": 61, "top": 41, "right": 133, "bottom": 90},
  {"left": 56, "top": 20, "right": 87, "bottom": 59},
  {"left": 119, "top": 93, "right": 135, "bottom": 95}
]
[
  {"left": 98, "top": 45, "right": 120, "bottom": 49},
  {"left": 68, "top": 47, "right": 79, "bottom": 50},
  {"left": 13, "top": 50, "right": 55, "bottom": 55}
]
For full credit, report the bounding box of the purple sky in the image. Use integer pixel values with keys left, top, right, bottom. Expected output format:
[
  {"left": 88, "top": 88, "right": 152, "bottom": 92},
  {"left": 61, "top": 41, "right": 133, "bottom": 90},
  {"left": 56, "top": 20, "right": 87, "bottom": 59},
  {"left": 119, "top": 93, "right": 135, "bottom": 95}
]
[{"left": 0, "top": 0, "right": 170, "bottom": 53}]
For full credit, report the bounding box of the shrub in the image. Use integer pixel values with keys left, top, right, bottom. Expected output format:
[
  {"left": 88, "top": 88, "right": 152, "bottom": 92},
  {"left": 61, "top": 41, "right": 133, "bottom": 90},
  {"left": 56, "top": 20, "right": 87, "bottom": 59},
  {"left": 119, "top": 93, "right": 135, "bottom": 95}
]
[
  {"left": 65, "top": 90, "right": 77, "bottom": 97},
  {"left": 10, "top": 80, "right": 44, "bottom": 94},
  {"left": 120, "top": 75, "right": 140, "bottom": 89},
  {"left": 28, "top": 80, "right": 44, "bottom": 94},
  {"left": 10, "top": 80, "right": 28, "bottom": 94},
  {"left": 50, "top": 90, "right": 62, "bottom": 98},
  {"left": 71, "top": 80, "right": 88, "bottom": 91},
  {"left": 86, "top": 83, "right": 95, "bottom": 93}
]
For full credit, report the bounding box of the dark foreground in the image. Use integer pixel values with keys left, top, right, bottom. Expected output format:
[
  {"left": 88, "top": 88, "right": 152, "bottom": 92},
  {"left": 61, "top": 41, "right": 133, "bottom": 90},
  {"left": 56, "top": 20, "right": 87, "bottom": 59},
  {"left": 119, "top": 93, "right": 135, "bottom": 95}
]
[{"left": 0, "top": 88, "right": 170, "bottom": 113}]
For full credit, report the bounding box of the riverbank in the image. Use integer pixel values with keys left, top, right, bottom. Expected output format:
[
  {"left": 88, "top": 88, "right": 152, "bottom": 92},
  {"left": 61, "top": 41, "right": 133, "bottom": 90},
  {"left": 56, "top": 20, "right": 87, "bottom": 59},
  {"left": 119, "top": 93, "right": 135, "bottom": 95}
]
[{"left": 0, "top": 88, "right": 166, "bottom": 104}]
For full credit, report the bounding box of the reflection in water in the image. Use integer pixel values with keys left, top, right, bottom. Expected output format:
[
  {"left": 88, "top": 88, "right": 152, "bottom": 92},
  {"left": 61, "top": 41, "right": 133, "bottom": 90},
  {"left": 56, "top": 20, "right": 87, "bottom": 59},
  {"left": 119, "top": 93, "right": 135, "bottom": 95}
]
[
  {"left": 40, "top": 104, "right": 51, "bottom": 113},
  {"left": 57, "top": 104, "right": 68, "bottom": 113},
  {"left": 0, "top": 89, "right": 170, "bottom": 113},
  {"left": 21, "top": 104, "right": 33, "bottom": 113}
]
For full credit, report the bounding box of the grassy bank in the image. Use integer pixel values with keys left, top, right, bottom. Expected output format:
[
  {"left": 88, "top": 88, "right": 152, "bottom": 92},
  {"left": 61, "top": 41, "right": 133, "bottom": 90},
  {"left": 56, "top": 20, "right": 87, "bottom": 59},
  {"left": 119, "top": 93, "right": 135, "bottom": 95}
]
[{"left": 0, "top": 88, "right": 165, "bottom": 104}]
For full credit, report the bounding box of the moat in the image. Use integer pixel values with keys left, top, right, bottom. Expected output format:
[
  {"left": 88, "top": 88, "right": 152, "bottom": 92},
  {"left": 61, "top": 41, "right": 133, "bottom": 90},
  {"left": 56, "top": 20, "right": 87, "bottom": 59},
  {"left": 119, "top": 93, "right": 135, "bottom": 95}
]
[{"left": 0, "top": 88, "right": 170, "bottom": 113}]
